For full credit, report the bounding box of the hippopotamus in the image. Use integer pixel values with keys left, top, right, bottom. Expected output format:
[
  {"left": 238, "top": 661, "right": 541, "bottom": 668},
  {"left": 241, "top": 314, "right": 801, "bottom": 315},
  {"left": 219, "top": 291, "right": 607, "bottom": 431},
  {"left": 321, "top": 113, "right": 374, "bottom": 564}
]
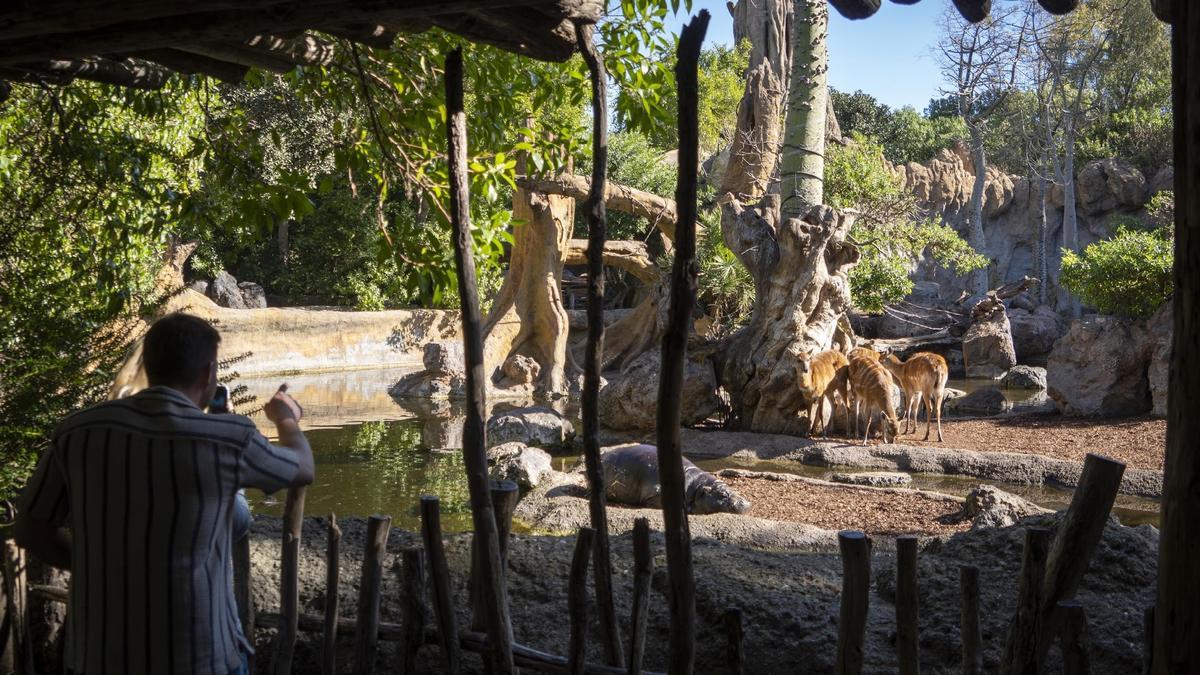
[{"left": 600, "top": 444, "right": 751, "bottom": 515}]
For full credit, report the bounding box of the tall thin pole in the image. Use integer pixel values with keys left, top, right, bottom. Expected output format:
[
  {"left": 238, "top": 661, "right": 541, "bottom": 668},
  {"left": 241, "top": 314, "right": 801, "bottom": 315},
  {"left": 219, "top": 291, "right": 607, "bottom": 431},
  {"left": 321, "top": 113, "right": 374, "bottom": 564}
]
[
  {"left": 574, "top": 18, "right": 624, "bottom": 668},
  {"left": 656, "top": 10, "right": 710, "bottom": 675},
  {"left": 444, "top": 46, "right": 515, "bottom": 674}
]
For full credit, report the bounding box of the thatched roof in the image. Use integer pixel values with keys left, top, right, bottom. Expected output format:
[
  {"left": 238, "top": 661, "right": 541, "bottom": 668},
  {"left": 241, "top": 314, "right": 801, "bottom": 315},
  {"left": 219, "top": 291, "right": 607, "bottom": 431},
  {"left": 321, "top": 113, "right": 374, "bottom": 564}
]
[{"left": 0, "top": 0, "right": 601, "bottom": 92}]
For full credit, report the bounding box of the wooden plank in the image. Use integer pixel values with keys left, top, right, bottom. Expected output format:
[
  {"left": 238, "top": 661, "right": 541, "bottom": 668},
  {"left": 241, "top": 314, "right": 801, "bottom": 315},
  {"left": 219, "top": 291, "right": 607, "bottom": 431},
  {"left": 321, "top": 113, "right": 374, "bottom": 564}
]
[
  {"left": 272, "top": 486, "right": 307, "bottom": 675},
  {"left": 961, "top": 566, "right": 981, "bottom": 675},
  {"left": 895, "top": 535, "right": 920, "bottom": 675},
  {"left": 1056, "top": 600, "right": 1091, "bottom": 675},
  {"left": 724, "top": 608, "right": 744, "bottom": 675},
  {"left": 1038, "top": 454, "right": 1124, "bottom": 664},
  {"left": 352, "top": 514, "right": 391, "bottom": 675},
  {"left": 1156, "top": 3, "right": 1200, "bottom": 671},
  {"left": 421, "top": 495, "right": 461, "bottom": 674},
  {"left": 444, "top": 46, "right": 515, "bottom": 674},
  {"left": 322, "top": 514, "right": 342, "bottom": 675},
  {"left": 655, "top": 11, "right": 710, "bottom": 675},
  {"left": 836, "top": 531, "right": 871, "bottom": 675},
  {"left": 1002, "top": 527, "right": 1051, "bottom": 675},
  {"left": 401, "top": 547, "right": 429, "bottom": 674},
  {"left": 233, "top": 532, "right": 256, "bottom": 672},
  {"left": 568, "top": 527, "right": 595, "bottom": 675},
  {"left": 575, "top": 19, "right": 623, "bottom": 669},
  {"left": 1, "top": 542, "right": 32, "bottom": 675},
  {"left": 628, "top": 517, "right": 652, "bottom": 675}
]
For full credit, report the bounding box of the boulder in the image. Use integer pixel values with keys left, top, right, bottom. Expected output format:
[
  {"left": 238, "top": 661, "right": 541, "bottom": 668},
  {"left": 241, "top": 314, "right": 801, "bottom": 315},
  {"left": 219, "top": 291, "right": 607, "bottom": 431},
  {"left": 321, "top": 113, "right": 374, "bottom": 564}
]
[
  {"left": 829, "top": 472, "right": 912, "bottom": 487},
  {"left": 209, "top": 271, "right": 246, "bottom": 309},
  {"left": 188, "top": 280, "right": 209, "bottom": 295},
  {"left": 424, "top": 341, "right": 465, "bottom": 377},
  {"left": 487, "top": 406, "right": 576, "bottom": 450},
  {"left": 1148, "top": 166, "right": 1173, "bottom": 198},
  {"left": 501, "top": 354, "right": 541, "bottom": 385},
  {"left": 487, "top": 442, "right": 555, "bottom": 490},
  {"left": 963, "top": 485, "right": 1051, "bottom": 530},
  {"left": 1075, "top": 158, "right": 1147, "bottom": 215},
  {"left": 962, "top": 301, "right": 1017, "bottom": 379},
  {"left": 598, "top": 351, "right": 721, "bottom": 431},
  {"left": 390, "top": 341, "right": 467, "bottom": 399},
  {"left": 1008, "top": 306, "right": 1065, "bottom": 366},
  {"left": 238, "top": 281, "right": 268, "bottom": 309},
  {"left": 1145, "top": 304, "right": 1170, "bottom": 418},
  {"left": 1001, "top": 365, "right": 1047, "bottom": 391},
  {"left": 945, "top": 387, "right": 1009, "bottom": 417},
  {"left": 1047, "top": 315, "right": 1152, "bottom": 416}
]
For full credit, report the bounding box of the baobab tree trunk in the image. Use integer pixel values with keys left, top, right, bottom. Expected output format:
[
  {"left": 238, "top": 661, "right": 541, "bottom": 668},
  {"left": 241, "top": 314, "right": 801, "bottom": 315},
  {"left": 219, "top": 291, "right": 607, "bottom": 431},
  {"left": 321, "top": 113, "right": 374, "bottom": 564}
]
[
  {"left": 966, "top": 121, "right": 990, "bottom": 295},
  {"left": 1036, "top": 172, "right": 1049, "bottom": 305},
  {"left": 778, "top": 0, "right": 828, "bottom": 215}
]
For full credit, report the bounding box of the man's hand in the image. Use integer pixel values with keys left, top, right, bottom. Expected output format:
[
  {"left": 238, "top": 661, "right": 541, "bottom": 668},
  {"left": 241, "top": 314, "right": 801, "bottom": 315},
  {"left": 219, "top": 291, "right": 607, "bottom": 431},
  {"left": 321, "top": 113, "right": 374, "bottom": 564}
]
[{"left": 263, "top": 384, "right": 303, "bottom": 424}]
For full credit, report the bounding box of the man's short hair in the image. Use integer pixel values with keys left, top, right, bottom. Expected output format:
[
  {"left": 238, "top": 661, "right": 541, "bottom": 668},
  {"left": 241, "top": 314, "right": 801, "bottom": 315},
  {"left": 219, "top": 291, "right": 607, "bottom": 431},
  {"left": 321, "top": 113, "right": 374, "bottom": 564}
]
[{"left": 142, "top": 313, "right": 221, "bottom": 387}]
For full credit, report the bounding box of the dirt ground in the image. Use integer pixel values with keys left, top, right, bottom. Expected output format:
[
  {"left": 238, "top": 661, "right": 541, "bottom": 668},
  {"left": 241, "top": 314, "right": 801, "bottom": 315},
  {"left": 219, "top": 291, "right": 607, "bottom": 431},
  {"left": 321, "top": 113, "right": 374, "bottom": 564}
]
[
  {"left": 719, "top": 473, "right": 970, "bottom": 536},
  {"left": 245, "top": 513, "right": 1157, "bottom": 674}
]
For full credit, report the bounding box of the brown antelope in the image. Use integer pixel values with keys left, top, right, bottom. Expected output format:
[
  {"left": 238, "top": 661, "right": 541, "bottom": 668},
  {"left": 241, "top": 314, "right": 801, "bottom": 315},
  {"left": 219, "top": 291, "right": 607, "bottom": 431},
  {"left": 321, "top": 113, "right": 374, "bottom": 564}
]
[
  {"left": 798, "top": 349, "right": 851, "bottom": 437},
  {"left": 846, "top": 346, "right": 881, "bottom": 435},
  {"left": 880, "top": 351, "right": 949, "bottom": 442},
  {"left": 848, "top": 356, "right": 900, "bottom": 445}
]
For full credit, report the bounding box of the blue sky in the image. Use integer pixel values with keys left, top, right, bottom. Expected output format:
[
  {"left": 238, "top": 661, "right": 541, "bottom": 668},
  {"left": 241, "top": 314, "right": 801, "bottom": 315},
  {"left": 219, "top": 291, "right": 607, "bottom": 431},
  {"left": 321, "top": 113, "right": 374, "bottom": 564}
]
[{"left": 663, "top": 0, "right": 947, "bottom": 112}]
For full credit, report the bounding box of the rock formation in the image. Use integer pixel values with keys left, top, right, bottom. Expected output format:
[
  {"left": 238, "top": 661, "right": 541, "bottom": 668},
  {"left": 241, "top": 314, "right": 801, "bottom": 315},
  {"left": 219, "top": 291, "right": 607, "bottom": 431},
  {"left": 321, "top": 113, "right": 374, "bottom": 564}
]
[
  {"left": 962, "top": 298, "right": 1017, "bottom": 379},
  {"left": 597, "top": 350, "right": 721, "bottom": 431}
]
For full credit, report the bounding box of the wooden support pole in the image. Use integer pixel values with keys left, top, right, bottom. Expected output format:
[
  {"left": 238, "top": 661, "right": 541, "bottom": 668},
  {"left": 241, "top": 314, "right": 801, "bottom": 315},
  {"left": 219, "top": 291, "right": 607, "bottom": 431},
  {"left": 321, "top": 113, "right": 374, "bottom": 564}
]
[
  {"left": 574, "top": 18, "right": 624, "bottom": 669},
  {"left": 1002, "top": 527, "right": 1051, "bottom": 675},
  {"left": 656, "top": 11, "right": 709, "bottom": 674},
  {"left": 471, "top": 479, "right": 519, "bottom": 631},
  {"left": 0, "top": 534, "right": 12, "bottom": 675},
  {"left": 353, "top": 514, "right": 391, "bottom": 675},
  {"left": 421, "top": 495, "right": 461, "bottom": 674},
  {"left": 961, "top": 566, "right": 981, "bottom": 675},
  {"left": 724, "top": 608, "right": 744, "bottom": 675},
  {"left": 233, "top": 531, "right": 256, "bottom": 673},
  {"left": 896, "top": 535, "right": 920, "bottom": 675},
  {"left": 1, "top": 542, "right": 32, "bottom": 675},
  {"left": 1038, "top": 454, "right": 1124, "bottom": 664},
  {"left": 1056, "top": 600, "right": 1091, "bottom": 675},
  {"left": 1157, "top": 3, "right": 1200, "bottom": 671},
  {"left": 402, "top": 547, "right": 429, "bottom": 674},
  {"left": 1143, "top": 606, "right": 1155, "bottom": 675},
  {"left": 322, "top": 514, "right": 342, "bottom": 675},
  {"left": 272, "top": 486, "right": 306, "bottom": 675},
  {"left": 629, "top": 517, "right": 652, "bottom": 675},
  {"left": 444, "top": 46, "right": 516, "bottom": 674},
  {"left": 836, "top": 531, "right": 871, "bottom": 675},
  {"left": 568, "top": 527, "right": 595, "bottom": 675}
]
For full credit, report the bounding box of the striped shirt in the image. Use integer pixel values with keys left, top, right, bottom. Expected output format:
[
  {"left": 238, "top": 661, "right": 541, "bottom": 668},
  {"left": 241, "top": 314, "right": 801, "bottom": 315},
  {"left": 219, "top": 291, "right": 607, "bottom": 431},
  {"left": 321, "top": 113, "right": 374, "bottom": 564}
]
[{"left": 16, "top": 386, "right": 300, "bottom": 675}]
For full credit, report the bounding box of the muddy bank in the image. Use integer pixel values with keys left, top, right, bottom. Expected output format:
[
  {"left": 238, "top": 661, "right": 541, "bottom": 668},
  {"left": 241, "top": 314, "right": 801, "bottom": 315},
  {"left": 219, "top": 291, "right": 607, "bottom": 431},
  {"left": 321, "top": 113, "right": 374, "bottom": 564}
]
[{"left": 245, "top": 513, "right": 1156, "bottom": 674}]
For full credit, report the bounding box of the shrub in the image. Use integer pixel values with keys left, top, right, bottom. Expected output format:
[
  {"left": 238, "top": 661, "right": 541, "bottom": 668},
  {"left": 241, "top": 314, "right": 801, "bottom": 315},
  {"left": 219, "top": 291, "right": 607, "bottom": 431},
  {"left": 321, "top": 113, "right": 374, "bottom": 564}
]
[{"left": 1060, "top": 226, "right": 1173, "bottom": 318}]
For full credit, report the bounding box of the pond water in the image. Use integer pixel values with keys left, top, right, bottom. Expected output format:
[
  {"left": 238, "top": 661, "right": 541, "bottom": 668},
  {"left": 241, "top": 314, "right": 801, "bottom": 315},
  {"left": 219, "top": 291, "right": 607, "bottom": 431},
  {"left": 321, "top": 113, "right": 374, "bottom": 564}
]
[{"left": 234, "top": 368, "right": 1159, "bottom": 532}]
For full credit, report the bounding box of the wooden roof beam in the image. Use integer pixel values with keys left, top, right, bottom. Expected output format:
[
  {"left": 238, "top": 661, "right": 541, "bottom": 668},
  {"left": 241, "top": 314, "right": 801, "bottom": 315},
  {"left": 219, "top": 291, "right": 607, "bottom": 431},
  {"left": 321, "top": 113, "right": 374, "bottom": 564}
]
[
  {"left": 319, "top": 24, "right": 397, "bottom": 49},
  {"left": 430, "top": 11, "right": 577, "bottom": 62},
  {"left": 20, "top": 57, "right": 170, "bottom": 89},
  {"left": 175, "top": 33, "right": 335, "bottom": 74},
  {"left": 127, "top": 48, "right": 250, "bottom": 83},
  {"left": 0, "top": 66, "right": 73, "bottom": 85}
]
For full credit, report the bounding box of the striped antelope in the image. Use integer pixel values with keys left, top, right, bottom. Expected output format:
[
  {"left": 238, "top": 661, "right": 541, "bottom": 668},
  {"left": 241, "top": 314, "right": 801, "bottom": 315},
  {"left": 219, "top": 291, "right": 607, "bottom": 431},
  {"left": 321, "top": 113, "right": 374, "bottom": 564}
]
[
  {"left": 848, "top": 355, "right": 900, "bottom": 445},
  {"left": 846, "top": 345, "right": 882, "bottom": 436},
  {"left": 880, "top": 350, "right": 949, "bottom": 442},
  {"left": 797, "top": 349, "right": 851, "bottom": 438}
]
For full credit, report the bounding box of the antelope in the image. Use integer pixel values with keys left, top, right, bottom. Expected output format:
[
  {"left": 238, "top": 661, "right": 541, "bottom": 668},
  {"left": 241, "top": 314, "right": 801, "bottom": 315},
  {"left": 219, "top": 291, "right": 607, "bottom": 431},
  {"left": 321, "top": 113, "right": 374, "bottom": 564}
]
[
  {"left": 798, "top": 349, "right": 851, "bottom": 437},
  {"left": 846, "top": 345, "right": 882, "bottom": 436},
  {"left": 880, "top": 351, "right": 949, "bottom": 442},
  {"left": 848, "top": 355, "right": 900, "bottom": 445}
]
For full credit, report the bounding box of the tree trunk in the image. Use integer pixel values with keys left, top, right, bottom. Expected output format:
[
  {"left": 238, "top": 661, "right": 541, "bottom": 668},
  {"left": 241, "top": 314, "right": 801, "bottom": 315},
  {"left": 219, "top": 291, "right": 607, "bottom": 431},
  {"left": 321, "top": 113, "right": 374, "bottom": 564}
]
[
  {"left": 731, "top": 0, "right": 792, "bottom": 78},
  {"left": 778, "top": 0, "right": 828, "bottom": 216},
  {"left": 1062, "top": 117, "right": 1078, "bottom": 254},
  {"left": 1036, "top": 173, "right": 1049, "bottom": 305},
  {"left": 481, "top": 179, "right": 575, "bottom": 397},
  {"left": 966, "top": 121, "right": 989, "bottom": 295}
]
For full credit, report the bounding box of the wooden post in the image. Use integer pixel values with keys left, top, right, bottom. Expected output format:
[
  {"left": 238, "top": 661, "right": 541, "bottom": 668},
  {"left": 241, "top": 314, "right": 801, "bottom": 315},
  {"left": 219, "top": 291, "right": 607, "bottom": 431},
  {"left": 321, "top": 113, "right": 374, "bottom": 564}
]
[
  {"left": 471, "top": 479, "right": 519, "bottom": 631},
  {"left": 352, "top": 514, "right": 391, "bottom": 675},
  {"left": 402, "top": 547, "right": 430, "bottom": 675},
  {"left": 2, "top": 542, "right": 32, "bottom": 675},
  {"left": 724, "top": 608, "right": 744, "bottom": 675},
  {"left": 629, "top": 517, "right": 652, "bottom": 675},
  {"left": 0, "top": 543, "right": 11, "bottom": 675},
  {"left": 272, "top": 486, "right": 306, "bottom": 675},
  {"left": 961, "top": 566, "right": 981, "bottom": 675},
  {"left": 421, "top": 495, "right": 461, "bottom": 674},
  {"left": 322, "top": 514, "right": 341, "bottom": 675},
  {"left": 1143, "top": 606, "right": 1155, "bottom": 675},
  {"left": 444, "top": 46, "right": 515, "bottom": 674},
  {"left": 896, "top": 535, "right": 920, "bottom": 675},
  {"left": 1002, "top": 527, "right": 1051, "bottom": 675},
  {"left": 836, "top": 531, "right": 871, "bottom": 675},
  {"left": 1038, "top": 454, "right": 1124, "bottom": 664},
  {"left": 568, "top": 527, "right": 595, "bottom": 675},
  {"left": 574, "top": 19, "right": 624, "bottom": 669},
  {"left": 1056, "top": 600, "right": 1091, "bottom": 675},
  {"left": 1156, "top": 3, "right": 1200, "bottom": 671},
  {"left": 233, "top": 530, "right": 255, "bottom": 673},
  {"left": 656, "top": 11, "right": 710, "bottom": 674}
]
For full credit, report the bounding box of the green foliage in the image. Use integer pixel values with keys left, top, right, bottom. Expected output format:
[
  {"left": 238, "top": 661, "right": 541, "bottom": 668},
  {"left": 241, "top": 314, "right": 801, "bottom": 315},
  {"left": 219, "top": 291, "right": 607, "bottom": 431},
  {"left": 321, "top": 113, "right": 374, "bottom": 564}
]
[
  {"left": 1060, "top": 226, "right": 1172, "bottom": 318},
  {"left": 577, "top": 130, "right": 676, "bottom": 241},
  {"left": 646, "top": 39, "right": 749, "bottom": 155},
  {"left": 831, "top": 89, "right": 965, "bottom": 165},
  {"left": 825, "top": 136, "right": 986, "bottom": 313},
  {"left": 696, "top": 207, "right": 754, "bottom": 334},
  {"left": 1077, "top": 107, "right": 1172, "bottom": 176}
]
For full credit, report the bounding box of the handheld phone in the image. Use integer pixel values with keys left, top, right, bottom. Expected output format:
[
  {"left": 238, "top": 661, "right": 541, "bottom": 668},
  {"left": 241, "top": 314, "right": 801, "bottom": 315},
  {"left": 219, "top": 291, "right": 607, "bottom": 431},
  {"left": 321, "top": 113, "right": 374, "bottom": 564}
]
[{"left": 208, "top": 384, "right": 231, "bottom": 414}]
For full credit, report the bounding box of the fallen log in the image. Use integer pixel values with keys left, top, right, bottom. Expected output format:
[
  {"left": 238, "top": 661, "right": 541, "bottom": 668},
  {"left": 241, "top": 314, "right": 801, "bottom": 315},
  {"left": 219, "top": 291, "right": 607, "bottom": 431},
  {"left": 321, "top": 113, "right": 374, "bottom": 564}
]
[
  {"left": 564, "top": 239, "right": 659, "bottom": 283},
  {"left": 516, "top": 174, "right": 682, "bottom": 240}
]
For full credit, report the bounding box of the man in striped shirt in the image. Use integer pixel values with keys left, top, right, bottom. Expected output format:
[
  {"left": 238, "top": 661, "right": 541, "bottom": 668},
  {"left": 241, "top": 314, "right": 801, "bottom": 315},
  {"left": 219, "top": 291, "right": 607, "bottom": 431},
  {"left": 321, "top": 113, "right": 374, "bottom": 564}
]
[{"left": 14, "top": 313, "right": 315, "bottom": 674}]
